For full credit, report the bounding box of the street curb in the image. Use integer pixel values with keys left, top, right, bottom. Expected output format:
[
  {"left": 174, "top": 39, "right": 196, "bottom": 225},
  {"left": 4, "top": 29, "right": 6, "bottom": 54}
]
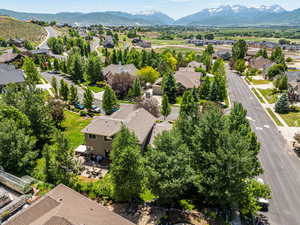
[{"left": 241, "top": 77, "right": 287, "bottom": 128}]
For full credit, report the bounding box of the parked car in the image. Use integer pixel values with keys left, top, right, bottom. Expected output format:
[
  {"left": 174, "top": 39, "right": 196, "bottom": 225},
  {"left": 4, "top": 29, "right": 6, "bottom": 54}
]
[
  {"left": 256, "top": 178, "right": 269, "bottom": 211},
  {"left": 74, "top": 102, "right": 85, "bottom": 110},
  {"left": 91, "top": 105, "right": 101, "bottom": 113}
]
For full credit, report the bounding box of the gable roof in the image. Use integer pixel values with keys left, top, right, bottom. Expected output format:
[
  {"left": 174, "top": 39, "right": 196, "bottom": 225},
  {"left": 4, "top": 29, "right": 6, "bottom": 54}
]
[
  {"left": 249, "top": 56, "right": 272, "bottom": 70},
  {"left": 187, "top": 61, "right": 203, "bottom": 69},
  {"left": 174, "top": 70, "right": 202, "bottom": 89},
  {"left": 4, "top": 184, "right": 135, "bottom": 225},
  {"left": 103, "top": 64, "right": 137, "bottom": 78},
  {"left": 0, "top": 53, "right": 19, "bottom": 64},
  {"left": 0, "top": 64, "right": 25, "bottom": 86},
  {"left": 82, "top": 104, "right": 156, "bottom": 144},
  {"left": 149, "top": 121, "right": 173, "bottom": 146}
]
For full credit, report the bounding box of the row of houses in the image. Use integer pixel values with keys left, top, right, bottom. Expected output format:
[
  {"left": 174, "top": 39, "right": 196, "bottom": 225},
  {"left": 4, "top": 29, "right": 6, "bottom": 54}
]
[
  {"left": 188, "top": 38, "right": 300, "bottom": 51},
  {"left": 82, "top": 62, "right": 203, "bottom": 158}
]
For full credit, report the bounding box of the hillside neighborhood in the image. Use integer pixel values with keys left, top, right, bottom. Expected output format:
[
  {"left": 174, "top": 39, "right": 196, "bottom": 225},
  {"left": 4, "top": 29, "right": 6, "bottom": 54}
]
[{"left": 1, "top": 2, "right": 300, "bottom": 225}]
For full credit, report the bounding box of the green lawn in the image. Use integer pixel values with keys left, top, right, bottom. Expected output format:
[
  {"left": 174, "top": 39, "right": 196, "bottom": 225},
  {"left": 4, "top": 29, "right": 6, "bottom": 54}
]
[
  {"left": 62, "top": 111, "right": 93, "bottom": 150},
  {"left": 266, "top": 108, "right": 283, "bottom": 126},
  {"left": 279, "top": 107, "right": 300, "bottom": 127},
  {"left": 144, "top": 38, "right": 185, "bottom": 46},
  {"left": 250, "top": 79, "right": 271, "bottom": 85},
  {"left": 251, "top": 88, "right": 265, "bottom": 104},
  {"left": 87, "top": 85, "right": 105, "bottom": 93},
  {"left": 257, "top": 89, "right": 279, "bottom": 104}
]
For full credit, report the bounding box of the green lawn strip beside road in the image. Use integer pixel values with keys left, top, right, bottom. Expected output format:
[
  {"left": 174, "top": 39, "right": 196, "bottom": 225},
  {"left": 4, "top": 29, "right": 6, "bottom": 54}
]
[
  {"left": 266, "top": 108, "right": 283, "bottom": 126},
  {"left": 62, "top": 110, "right": 93, "bottom": 150},
  {"left": 279, "top": 107, "right": 300, "bottom": 127},
  {"left": 257, "top": 88, "right": 279, "bottom": 104},
  {"left": 251, "top": 88, "right": 265, "bottom": 104},
  {"left": 250, "top": 79, "right": 271, "bottom": 85}
]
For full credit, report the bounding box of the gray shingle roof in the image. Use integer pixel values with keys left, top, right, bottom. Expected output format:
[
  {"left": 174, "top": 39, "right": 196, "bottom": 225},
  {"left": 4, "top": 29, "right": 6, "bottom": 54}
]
[
  {"left": 82, "top": 104, "right": 156, "bottom": 144},
  {"left": 0, "top": 64, "right": 25, "bottom": 86},
  {"left": 4, "top": 184, "right": 135, "bottom": 225},
  {"left": 174, "top": 70, "right": 202, "bottom": 89}
]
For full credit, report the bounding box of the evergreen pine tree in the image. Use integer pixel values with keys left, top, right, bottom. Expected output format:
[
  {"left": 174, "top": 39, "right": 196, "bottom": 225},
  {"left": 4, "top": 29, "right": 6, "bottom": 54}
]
[
  {"left": 162, "top": 72, "right": 177, "bottom": 104},
  {"left": 69, "top": 85, "right": 78, "bottom": 104},
  {"left": 102, "top": 86, "right": 119, "bottom": 115},
  {"left": 51, "top": 76, "right": 58, "bottom": 97},
  {"left": 275, "top": 94, "right": 289, "bottom": 114},
  {"left": 83, "top": 89, "right": 94, "bottom": 111},
  {"left": 161, "top": 94, "right": 171, "bottom": 120}
]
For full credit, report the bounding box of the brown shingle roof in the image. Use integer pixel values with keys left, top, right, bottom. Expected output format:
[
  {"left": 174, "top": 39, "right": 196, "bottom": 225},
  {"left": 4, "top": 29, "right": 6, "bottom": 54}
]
[
  {"left": 5, "top": 184, "right": 135, "bottom": 225},
  {"left": 103, "top": 64, "right": 137, "bottom": 78},
  {"left": 174, "top": 70, "right": 202, "bottom": 89},
  {"left": 43, "top": 216, "right": 73, "bottom": 225},
  {"left": 82, "top": 105, "right": 156, "bottom": 144}
]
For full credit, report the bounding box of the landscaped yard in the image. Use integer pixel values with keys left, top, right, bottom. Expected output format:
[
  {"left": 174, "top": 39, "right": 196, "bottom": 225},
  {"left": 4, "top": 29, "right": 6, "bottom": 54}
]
[
  {"left": 144, "top": 38, "right": 185, "bottom": 46},
  {"left": 62, "top": 110, "right": 93, "bottom": 150},
  {"left": 279, "top": 107, "right": 300, "bottom": 127},
  {"left": 257, "top": 88, "right": 280, "bottom": 104},
  {"left": 249, "top": 79, "right": 271, "bottom": 85},
  {"left": 87, "top": 85, "right": 105, "bottom": 93}
]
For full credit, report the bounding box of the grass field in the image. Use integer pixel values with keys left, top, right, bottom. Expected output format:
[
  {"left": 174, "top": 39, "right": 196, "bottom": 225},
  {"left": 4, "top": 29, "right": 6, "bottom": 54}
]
[
  {"left": 257, "top": 88, "right": 279, "bottom": 104},
  {"left": 62, "top": 110, "right": 92, "bottom": 150},
  {"left": 266, "top": 108, "right": 283, "bottom": 126},
  {"left": 249, "top": 79, "right": 271, "bottom": 85},
  {"left": 0, "top": 16, "right": 46, "bottom": 44},
  {"left": 144, "top": 38, "right": 186, "bottom": 46},
  {"left": 155, "top": 46, "right": 202, "bottom": 54},
  {"left": 279, "top": 107, "right": 300, "bottom": 127}
]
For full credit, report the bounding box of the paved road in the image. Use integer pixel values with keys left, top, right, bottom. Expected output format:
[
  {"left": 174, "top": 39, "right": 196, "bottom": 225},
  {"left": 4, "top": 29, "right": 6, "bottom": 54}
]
[
  {"left": 41, "top": 72, "right": 102, "bottom": 106},
  {"left": 39, "top": 27, "right": 58, "bottom": 49},
  {"left": 227, "top": 70, "right": 300, "bottom": 225},
  {"left": 91, "top": 37, "right": 100, "bottom": 53}
]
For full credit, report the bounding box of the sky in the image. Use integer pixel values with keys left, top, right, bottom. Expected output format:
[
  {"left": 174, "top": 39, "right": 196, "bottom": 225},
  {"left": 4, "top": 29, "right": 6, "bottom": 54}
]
[{"left": 2, "top": 0, "right": 300, "bottom": 19}]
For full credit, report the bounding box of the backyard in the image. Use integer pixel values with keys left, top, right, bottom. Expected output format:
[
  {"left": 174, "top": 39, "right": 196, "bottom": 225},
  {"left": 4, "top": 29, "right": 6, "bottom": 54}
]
[{"left": 62, "top": 110, "right": 93, "bottom": 150}]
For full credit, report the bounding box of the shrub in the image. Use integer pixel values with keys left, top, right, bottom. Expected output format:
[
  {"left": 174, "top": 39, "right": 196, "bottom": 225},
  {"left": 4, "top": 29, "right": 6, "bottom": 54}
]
[
  {"left": 179, "top": 199, "right": 195, "bottom": 211},
  {"left": 79, "top": 110, "right": 87, "bottom": 117}
]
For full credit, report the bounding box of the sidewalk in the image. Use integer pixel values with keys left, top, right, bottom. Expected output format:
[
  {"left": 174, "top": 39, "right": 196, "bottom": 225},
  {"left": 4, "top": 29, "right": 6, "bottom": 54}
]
[{"left": 243, "top": 77, "right": 289, "bottom": 128}]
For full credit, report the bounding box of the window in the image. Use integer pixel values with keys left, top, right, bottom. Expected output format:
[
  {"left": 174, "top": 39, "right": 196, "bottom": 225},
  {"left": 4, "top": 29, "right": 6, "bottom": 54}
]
[
  {"left": 104, "top": 136, "right": 113, "bottom": 141},
  {"left": 89, "top": 134, "right": 96, "bottom": 139}
]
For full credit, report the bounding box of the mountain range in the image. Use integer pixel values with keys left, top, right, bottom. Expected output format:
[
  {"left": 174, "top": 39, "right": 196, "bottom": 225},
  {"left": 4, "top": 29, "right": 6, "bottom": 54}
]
[{"left": 1, "top": 5, "right": 300, "bottom": 26}]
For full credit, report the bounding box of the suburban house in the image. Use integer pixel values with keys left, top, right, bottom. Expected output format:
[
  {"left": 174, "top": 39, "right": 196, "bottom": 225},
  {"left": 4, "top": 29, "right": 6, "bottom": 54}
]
[
  {"left": 0, "top": 64, "right": 25, "bottom": 92},
  {"left": 4, "top": 184, "right": 135, "bottom": 225},
  {"left": 103, "top": 64, "right": 138, "bottom": 92},
  {"left": 82, "top": 104, "right": 156, "bottom": 157},
  {"left": 187, "top": 61, "right": 203, "bottom": 70},
  {"left": 132, "top": 39, "right": 152, "bottom": 48},
  {"left": 0, "top": 53, "right": 22, "bottom": 64},
  {"left": 249, "top": 56, "right": 272, "bottom": 71},
  {"left": 287, "top": 71, "right": 300, "bottom": 102},
  {"left": 152, "top": 69, "right": 202, "bottom": 96},
  {"left": 174, "top": 70, "right": 202, "bottom": 94},
  {"left": 214, "top": 50, "right": 232, "bottom": 60},
  {"left": 8, "top": 38, "right": 25, "bottom": 47},
  {"left": 103, "top": 36, "right": 114, "bottom": 48},
  {"left": 103, "top": 64, "right": 137, "bottom": 80}
]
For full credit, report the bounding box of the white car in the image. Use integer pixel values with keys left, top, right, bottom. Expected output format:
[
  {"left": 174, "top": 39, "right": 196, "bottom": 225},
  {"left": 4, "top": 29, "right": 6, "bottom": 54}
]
[{"left": 256, "top": 178, "right": 269, "bottom": 211}]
